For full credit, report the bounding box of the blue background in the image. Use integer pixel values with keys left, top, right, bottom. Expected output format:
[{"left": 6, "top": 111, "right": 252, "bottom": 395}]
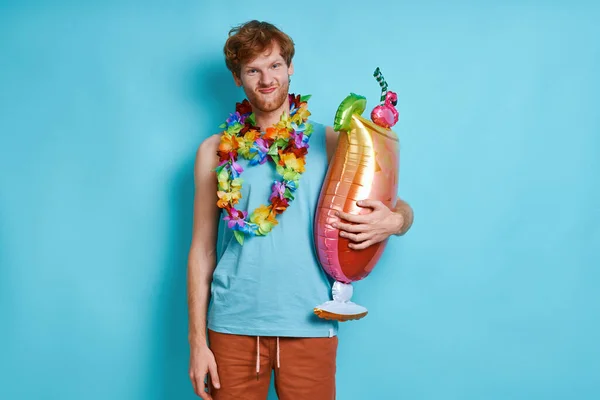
[{"left": 1, "top": 1, "right": 599, "bottom": 399}]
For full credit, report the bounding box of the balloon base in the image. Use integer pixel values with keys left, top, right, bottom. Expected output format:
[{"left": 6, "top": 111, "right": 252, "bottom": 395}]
[
  {"left": 314, "top": 281, "right": 368, "bottom": 322},
  {"left": 314, "top": 301, "right": 368, "bottom": 321}
]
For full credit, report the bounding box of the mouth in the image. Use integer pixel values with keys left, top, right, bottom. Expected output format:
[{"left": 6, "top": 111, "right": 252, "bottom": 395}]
[{"left": 258, "top": 86, "right": 277, "bottom": 94}]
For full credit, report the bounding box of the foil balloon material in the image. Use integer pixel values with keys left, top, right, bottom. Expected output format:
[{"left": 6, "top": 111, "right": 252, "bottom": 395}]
[
  {"left": 371, "top": 91, "right": 399, "bottom": 129},
  {"left": 314, "top": 68, "right": 400, "bottom": 322},
  {"left": 371, "top": 67, "right": 399, "bottom": 128}
]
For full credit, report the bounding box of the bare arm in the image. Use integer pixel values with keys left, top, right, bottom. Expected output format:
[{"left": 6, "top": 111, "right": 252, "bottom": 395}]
[
  {"left": 188, "top": 134, "right": 221, "bottom": 399},
  {"left": 393, "top": 197, "right": 414, "bottom": 236}
]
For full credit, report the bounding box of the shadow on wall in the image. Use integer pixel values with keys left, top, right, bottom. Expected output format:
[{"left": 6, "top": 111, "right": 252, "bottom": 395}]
[{"left": 150, "top": 55, "right": 242, "bottom": 399}]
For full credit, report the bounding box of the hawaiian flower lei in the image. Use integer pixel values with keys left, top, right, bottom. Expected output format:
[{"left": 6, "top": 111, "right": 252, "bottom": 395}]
[{"left": 215, "top": 94, "right": 313, "bottom": 245}]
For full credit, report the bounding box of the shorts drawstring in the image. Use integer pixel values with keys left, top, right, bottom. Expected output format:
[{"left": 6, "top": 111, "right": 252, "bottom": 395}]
[
  {"left": 276, "top": 337, "right": 280, "bottom": 369},
  {"left": 256, "top": 336, "right": 260, "bottom": 380},
  {"left": 255, "top": 336, "right": 280, "bottom": 381}
]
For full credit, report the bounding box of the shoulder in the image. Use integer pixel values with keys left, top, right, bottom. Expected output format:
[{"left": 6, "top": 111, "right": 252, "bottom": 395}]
[
  {"left": 197, "top": 134, "right": 221, "bottom": 156},
  {"left": 325, "top": 125, "right": 336, "bottom": 139},
  {"left": 195, "top": 133, "right": 221, "bottom": 173}
]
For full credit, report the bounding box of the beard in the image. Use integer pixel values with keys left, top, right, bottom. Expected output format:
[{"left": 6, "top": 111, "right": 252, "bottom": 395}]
[{"left": 244, "top": 78, "right": 290, "bottom": 114}]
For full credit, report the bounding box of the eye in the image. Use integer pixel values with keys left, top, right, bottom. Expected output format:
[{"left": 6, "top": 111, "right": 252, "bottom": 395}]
[
  {"left": 247, "top": 69, "right": 258, "bottom": 75},
  {"left": 272, "top": 63, "right": 281, "bottom": 69}
]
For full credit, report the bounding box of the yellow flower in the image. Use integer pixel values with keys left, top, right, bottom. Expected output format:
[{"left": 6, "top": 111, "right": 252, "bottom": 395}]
[
  {"left": 217, "top": 190, "right": 241, "bottom": 208},
  {"left": 236, "top": 137, "right": 248, "bottom": 157},
  {"left": 250, "top": 204, "right": 278, "bottom": 235},
  {"left": 291, "top": 105, "right": 310, "bottom": 124},
  {"left": 250, "top": 204, "right": 270, "bottom": 222},
  {"left": 281, "top": 152, "right": 306, "bottom": 173},
  {"left": 230, "top": 178, "right": 242, "bottom": 192},
  {"left": 244, "top": 130, "right": 261, "bottom": 142},
  {"left": 275, "top": 117, "right": 292, "bottom": 131},
  {"left": 218, "top": 132, "right": 238, "bottom": 154},
  {"left": 237, "top": 130, "right": 260, "bottom": 158},
  {"left": 217, "top": 168, "right": 230, "bottom": 191}
]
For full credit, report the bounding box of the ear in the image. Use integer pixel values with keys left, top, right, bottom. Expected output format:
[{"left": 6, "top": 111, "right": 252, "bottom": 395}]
[
  {"left": 232, "top": 72, "right": 242, "bottom": 87},
  {"left": 288, "top": 61, "right": 294, "bottom": 77}
]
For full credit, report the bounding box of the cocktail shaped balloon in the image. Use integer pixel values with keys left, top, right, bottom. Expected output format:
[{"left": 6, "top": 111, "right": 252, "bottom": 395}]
[{"left": 314, "top": 68, "right": 400, "bottom": 321}]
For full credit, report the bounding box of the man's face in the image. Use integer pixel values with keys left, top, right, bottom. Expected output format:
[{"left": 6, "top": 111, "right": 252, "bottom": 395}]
[{"left": 234, "top": 42, "right": 294, "bottom": 114}]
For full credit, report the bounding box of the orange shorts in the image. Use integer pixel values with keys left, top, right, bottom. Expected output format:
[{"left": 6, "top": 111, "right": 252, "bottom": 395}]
[{"left": 208, "top": 329, "right": 338, "bottom": 400}]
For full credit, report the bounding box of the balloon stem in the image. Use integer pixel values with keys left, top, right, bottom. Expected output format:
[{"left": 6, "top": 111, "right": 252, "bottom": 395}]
[{"left": 332, "top": 281, "right": 353, "bottom": 303}]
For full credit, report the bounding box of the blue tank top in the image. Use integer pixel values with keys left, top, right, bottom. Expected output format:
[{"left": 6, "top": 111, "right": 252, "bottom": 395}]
[{"left": 208, "top": 121, "right": 338, "bottom": 337}]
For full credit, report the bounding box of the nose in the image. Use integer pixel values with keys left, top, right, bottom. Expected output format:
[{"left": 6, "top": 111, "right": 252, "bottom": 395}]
[{"left": 259, "top": 70, "right": 275, "bottom": 87}]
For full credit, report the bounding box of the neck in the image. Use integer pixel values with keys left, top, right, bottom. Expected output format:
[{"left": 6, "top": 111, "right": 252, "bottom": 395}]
[{"left": 254, "top": 96, "right": 290, "bottom": 130}]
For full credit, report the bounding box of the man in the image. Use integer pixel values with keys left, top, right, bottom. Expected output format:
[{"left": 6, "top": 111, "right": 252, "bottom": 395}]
[{"left": 187, "top": 20, "right": 413, "bottom": 400}]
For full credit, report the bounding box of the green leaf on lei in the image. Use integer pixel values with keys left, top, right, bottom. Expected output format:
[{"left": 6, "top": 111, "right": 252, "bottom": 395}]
[
  {"left": 268, "top": 143, "right": 279, "bottom": 156},
  {"left": 257, "top": 221, "right": 275, "bottom": 235},
  {"left": 284, "top": 188, "right": 295, "bottom": 200},
  {"left": 304, "top": 123, "right": 314, "bottom": 136},
  {"left": 300, "top": 94, "right": 312, "bottom": 102},
  {"left": 283, "top": 169, "right": 300, "bottom": 182},
  {"left": 227, "top": 122, "right": 243, "bottom": 134},
  {"left": 247, "top": 113, "right": 256, "bottom": 126},
  {"left": 233, "top": 230, "right": 245, "bottom": 245}
]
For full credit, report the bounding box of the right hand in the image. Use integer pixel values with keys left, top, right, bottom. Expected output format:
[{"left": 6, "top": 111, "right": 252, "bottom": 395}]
[{"left": 189, "top": 344, "right": 221, "bottom": 399}]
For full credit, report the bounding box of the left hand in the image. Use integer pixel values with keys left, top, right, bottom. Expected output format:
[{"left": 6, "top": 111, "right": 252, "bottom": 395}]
[{"left": 333, "top": 199, "right": 404, "bottom": 250}]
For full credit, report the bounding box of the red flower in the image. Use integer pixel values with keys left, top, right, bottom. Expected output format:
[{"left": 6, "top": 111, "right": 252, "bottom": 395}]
[
  {"left": 217, "top": 150, "right": 230, "bottom": 162},
  {"left": 239, "top": 124, "right": 250, "bottom": 135},
  {"left": 289, "top": 93, "right": 302, "bottom": 109},
  {"left": 271, "top": 197, "right": 289, "bottom": 214},
  {"left": 236, "top": 99, "right": 252, "bottom": 115},
  {"left": 280, "top": 137, "right": 308, "bottom": 159},
  {"left": 289, "top": 146, "right": 308, "bottom": 158}
]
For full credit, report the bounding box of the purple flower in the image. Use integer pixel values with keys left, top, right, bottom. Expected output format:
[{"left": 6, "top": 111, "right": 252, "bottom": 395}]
[
  {"left": 224, "top": 209, "right": 248, "bottom": 229},
  {"left": 269, "top": 181, "right": 286, "bottom": 202},
  {"left": 256, "top": 138, "right": 269, "bottom": 152},
  {"left": 225, "top": 112, "right": 242, "bottom": 127},
  {"left": 217, "top": 159, "right": 229, "bottom": 169},
  {"left": 291, "top": 132, "right": 308, "bottom": 149},
  {"left": 249, "top": 138, "right": 269, "bottom": 166},
  {"left": 229, "top": 159, "right": 244, "bottom": 178}
]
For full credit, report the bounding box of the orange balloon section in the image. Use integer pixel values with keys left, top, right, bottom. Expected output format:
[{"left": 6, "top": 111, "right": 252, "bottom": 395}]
[{"left": 314, "top": 113, "right": 399, "bottom": 283}]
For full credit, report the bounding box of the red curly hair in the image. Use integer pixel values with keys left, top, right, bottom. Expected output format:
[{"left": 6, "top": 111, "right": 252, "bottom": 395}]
[{"left": 224, "top": 20, "right": 295, "bottom": 77}]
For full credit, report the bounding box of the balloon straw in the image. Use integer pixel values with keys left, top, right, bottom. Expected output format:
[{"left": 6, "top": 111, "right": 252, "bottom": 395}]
[{"left": 373, "top": 67, "right": 388, "bottom": 105}]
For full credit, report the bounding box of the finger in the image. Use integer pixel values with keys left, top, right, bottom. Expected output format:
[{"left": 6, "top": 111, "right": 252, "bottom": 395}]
[
  {"left": 349, "top": 239, "right": 375, "bottom": 250},
  {"left": 357, "top": 199, "right": 385, "bottom": 210},
  {"left": 190, "top": 372, "right": 198, "bottom": 395},
  {"left": 336, "top": 210, "right": 369, "bottom": 224},
  {"left": 208, "top": 359, "right": 221, "bottom": 390},
  {"left": 332, "top": 221, "right": 367, "bottom": 233},
  {"left": 198, "top": 390, "right": 212, "bottom": 400},
  {"left": 199, "top": 388, "right": 213, "bottom": 400},
  {"left": 195, "top": 376, "right": 211, "bottom": 400},
  {"left": 340, "top": 231, "right": 370, "bottom": 243}
]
